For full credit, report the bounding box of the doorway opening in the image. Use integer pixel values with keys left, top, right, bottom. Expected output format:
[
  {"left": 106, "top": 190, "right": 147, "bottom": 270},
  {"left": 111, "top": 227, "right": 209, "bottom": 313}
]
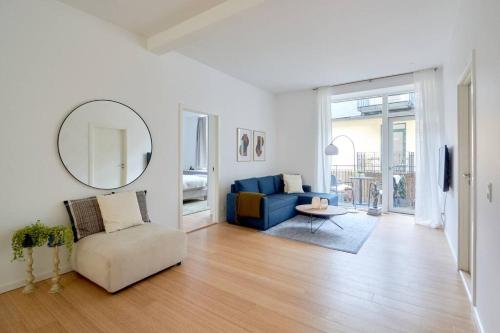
[
  {"left": 389, "top": 117, "right": 416, "bottom": 214},
  {"left": 330, "top": 86, "right": 416, "bottom": 214},
  {"left": 179, "top": 106, "right": 219, "bottom": 233},
  {"left": 457, "top": 59, "right": 476, "bottom": 304}
]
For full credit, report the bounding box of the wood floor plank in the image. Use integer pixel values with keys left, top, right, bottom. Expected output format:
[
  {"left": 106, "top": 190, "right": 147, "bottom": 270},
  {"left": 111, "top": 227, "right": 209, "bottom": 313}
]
[{"left": 0, "top": 213, "right": 477, "bottom": 332}]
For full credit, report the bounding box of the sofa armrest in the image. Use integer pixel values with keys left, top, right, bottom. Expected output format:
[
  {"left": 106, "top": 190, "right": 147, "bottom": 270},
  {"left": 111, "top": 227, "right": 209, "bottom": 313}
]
[
  {"left": 302, "top": 185, "right": 312, "bottom": 192},
  {"left": 260, "top": 196, "right": 270, "bottom": 229},
  {"left": 226, "top": 193, "right": 238, "bottom": 223}
]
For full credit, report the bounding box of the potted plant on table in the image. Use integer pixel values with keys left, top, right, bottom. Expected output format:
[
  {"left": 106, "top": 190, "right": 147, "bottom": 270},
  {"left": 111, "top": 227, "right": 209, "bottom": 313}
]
[
  {"left": 11, "top": 220, "right": 49, "bottom": 293},
  {"left": 47, "top": 226, "right": 73, "bottom": 293}
]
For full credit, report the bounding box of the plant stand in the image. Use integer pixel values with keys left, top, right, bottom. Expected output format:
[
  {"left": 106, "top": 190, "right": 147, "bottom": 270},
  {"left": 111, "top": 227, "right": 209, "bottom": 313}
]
[
  {"left": 49, "top": 246, "right": 62, "bottom": 293},
  {"left": 22, "top": 247, "right": 35, "bottom": 294}
]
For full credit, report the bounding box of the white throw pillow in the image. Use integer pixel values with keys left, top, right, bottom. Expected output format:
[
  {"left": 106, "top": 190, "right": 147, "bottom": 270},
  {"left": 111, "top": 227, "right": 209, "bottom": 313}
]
[
  {"left": 283, "top": 174, "right": 304, "bottom": 193},
  {"left": 97, "top": 191, "right": 144, "bottom": 233}
]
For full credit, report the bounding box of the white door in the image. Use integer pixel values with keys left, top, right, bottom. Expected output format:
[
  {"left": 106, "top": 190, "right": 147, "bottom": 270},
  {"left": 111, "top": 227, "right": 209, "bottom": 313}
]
[
  {"left": 457, "top": 63, "right": 476, "bottom": 304},
  {"left": 388, "top": 117, "right": 416, "bottom": 214},
  {"left": 92, "top": 127, "right": 126, "bottom": 188},
  {"left": 458, "top": 81, "right": 474, "bottom": 274},
  {"left": 207, "top": 114, "right": 219, "bottom": 222}
]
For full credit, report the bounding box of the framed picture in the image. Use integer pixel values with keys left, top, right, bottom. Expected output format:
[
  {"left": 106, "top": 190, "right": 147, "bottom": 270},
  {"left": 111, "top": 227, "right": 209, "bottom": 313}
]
[
  {"left": 237, "top": 128, "right": 252, "bottom": 162},
  {"left": 253, "top": 130, "right": 266, "bottom": 161}
]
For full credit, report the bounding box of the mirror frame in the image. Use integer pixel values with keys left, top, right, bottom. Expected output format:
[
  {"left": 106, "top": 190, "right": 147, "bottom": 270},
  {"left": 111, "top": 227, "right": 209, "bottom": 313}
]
[{"left": 57, "top": 99, "right": 153, "bottom": 190}]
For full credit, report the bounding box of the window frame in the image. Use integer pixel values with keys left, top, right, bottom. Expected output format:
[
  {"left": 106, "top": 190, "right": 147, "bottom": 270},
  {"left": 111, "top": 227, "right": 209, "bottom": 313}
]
[
  {"left": 330, "top": 85, "right": 416, "bottom": 214},
  {"left": 331, "top": 86, "right": 415, "bottom": 121}
]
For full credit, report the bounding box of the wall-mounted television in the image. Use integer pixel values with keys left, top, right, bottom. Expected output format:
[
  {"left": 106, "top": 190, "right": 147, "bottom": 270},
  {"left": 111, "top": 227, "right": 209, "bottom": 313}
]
[{"left": 438, "top": 145, "right": 451, "bottom": 192}]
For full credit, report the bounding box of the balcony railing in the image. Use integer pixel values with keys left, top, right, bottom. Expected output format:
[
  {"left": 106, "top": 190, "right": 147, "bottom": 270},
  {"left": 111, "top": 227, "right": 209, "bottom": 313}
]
[{"left": 331, "top": 162, "right": 415, "bottom": 209}]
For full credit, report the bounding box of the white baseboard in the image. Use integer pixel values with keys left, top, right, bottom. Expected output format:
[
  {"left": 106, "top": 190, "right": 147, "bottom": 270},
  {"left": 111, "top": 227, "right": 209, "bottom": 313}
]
[
  {"left": 444, "top": 228, "right": 458, "bottom": 264},
  {"left": 459, "top": 268, "right": 484, "bottom": 333},
  {"left": 447, "top": 230, "right": 484, "bottom": 332},
  {"left": 472, "top": 306, "right": 484, "bottom": 333},
  {"left": 0, "top": 265, "right": 72, "bottom": 294}
]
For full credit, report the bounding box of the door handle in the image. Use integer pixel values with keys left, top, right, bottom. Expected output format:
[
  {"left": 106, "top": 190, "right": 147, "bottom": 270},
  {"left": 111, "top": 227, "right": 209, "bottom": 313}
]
[{"left": 463, "top": 173, "right": 471, "bottom": 178}]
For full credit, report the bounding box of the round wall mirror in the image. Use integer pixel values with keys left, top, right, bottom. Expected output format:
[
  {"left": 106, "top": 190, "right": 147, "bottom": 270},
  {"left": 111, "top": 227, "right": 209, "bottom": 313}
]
[{"left": 58, "top": 100, "right": 152, "bottom": 190}]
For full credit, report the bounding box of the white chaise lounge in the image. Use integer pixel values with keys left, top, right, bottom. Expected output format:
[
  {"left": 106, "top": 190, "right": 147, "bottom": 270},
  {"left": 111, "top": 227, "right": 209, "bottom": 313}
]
[{"left": 72, "top": 223, "right": 186, "bottom": 293}]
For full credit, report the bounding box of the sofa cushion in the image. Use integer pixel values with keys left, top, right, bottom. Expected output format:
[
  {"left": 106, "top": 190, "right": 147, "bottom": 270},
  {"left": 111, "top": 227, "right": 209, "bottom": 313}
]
[
  {"left": 135, "top": 191, "right": 151, "bottom": 223},
  {"left": 72, "top": 223, "right": 187, "bottom": 293},
  {"left": 235, "top": 178, "right": 259, "bottom": 193},
  {"left": 272, "top": 175, "right": 284, "bottom": 193},
  {"left": 65, "top": 196, "right": 104, "bottom": 242},
  {"left": 283, "top": 174, "right": 304, "bottom": 193},
  {"left": 267, "top": 194, "right": 298, "bottom": 212},
  {"left": 258, "top": 176, "right": 276, "bottom": 195},
  {"left": 97, "top": 192, "right": 144, "bottom": 233}
]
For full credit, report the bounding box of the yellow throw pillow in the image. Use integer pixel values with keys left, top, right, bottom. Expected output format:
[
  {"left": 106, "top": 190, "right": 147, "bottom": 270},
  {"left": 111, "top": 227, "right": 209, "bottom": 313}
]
[{"left": 97, "top": 191, "right": 144, "bottom": 233}]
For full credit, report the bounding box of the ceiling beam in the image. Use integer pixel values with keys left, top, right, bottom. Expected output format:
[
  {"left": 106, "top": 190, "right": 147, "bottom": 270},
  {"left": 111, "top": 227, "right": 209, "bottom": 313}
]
[{"left": 147, "top": 0, "right": 264, "bottom": 54}]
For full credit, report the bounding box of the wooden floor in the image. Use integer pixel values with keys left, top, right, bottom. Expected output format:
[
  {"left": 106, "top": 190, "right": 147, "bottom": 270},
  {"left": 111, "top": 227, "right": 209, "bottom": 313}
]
[
  {"left": 0, "top": 213, "right": 477, "bottom": 332},
  {"left": 183, "top": 209, "right": 213, "bottom": 233}
]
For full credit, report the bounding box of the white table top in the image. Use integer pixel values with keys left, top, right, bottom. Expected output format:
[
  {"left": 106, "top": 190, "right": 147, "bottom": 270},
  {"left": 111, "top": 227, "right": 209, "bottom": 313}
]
[{"left": 295, "top": 204, "right": 348, "bottom": 217}]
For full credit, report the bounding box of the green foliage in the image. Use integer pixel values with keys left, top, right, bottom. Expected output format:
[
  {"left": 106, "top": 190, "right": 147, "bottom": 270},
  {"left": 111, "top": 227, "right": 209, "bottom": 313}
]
[
  {"left": 398, "top": 176, "right": 407, "bottom": 199},
  {"left": 11, "top": 221, "right": 75, "bottom": 262},
  {"left": 11, "top": 220, "right": 49, "bottom": 261},
  {"left": 48, "top": 225, "right": 74, "bottom": 257}
]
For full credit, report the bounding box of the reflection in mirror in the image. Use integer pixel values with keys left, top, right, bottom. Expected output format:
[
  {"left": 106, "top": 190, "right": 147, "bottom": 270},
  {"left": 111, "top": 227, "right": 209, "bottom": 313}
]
[{"left": 58, "top": 100, "right": 152, "bottom": 189}]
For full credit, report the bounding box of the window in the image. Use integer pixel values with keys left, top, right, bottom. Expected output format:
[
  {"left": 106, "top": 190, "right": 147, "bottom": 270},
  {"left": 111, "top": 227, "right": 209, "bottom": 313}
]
[
  {"left": 331, "top": 96, "right": 383, "bottom": 119},
  {"left": 388, "top": 92, "right": 415, "bottom": 113},
  {"left": 331, "top": 91, "right": 415, "bottom": 119},
  {"left": 330, "top": 86, "right": 416, "bottom": 214}
]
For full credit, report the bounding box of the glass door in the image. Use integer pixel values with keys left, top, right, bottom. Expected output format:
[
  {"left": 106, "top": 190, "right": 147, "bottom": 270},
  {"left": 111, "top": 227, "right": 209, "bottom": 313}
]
[{"left": 388, "top": 116, "right": 416, "bottom": 214}]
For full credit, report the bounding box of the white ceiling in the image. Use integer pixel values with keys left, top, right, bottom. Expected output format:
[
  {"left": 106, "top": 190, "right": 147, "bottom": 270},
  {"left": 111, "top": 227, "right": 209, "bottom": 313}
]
[
  {"left": 58, "top": 0, "right": 225, "bottom": 37},
  {"left": 58, "top": 0, "right": 459, "bottom": 93}
]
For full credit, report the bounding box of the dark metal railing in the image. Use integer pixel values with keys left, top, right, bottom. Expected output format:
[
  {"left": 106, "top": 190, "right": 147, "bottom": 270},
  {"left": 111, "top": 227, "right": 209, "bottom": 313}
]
[{"left": 331, "top": 155, "right": 415, "bottom": 208}]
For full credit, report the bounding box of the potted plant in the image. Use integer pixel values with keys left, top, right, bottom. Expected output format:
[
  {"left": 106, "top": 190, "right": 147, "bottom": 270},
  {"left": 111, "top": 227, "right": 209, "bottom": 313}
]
[
  {"left": 11, "top": 220, "right": 49, "bottom": 262},
  {"left": 47, "top": 225, "right": 73, "bottom": 254},
  {"left": 11, "top": 220, "right": 49, "bottom": 293},
  {"left": 47, "top": 225, "right": 74, "bottom": 293}
]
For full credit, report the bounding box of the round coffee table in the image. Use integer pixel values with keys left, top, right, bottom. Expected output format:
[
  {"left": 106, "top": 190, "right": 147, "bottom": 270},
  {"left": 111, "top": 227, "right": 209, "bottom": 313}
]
[{"left": 295, "top": 204, "right": 348, "bottom": 233}]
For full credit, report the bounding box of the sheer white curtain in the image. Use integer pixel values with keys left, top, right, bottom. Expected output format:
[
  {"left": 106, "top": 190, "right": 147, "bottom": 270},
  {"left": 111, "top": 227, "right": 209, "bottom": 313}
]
[
  {"left": 315, "top": 87, "right": 333, "bottom": 192},
  {"left": 195, "top": 116, "right": 208, "bottom": 169},
  {"left": 414, "top": 69, "right": 444, "bottom": 228}
]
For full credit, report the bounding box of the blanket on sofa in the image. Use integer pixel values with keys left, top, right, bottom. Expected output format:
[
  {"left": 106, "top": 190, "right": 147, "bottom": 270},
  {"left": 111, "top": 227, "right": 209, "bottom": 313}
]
[{"left": 237, "top": 192, "right": 264, "bottom": 218}]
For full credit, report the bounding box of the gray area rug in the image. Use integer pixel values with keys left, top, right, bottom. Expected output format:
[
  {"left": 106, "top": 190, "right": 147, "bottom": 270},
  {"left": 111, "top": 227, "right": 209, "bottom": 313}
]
[
  {"left": 183, "top": 200, "right": 209, "bottom": 216},
  {"left": 263, "top": 213, "right": 378, "bottom": 254}
]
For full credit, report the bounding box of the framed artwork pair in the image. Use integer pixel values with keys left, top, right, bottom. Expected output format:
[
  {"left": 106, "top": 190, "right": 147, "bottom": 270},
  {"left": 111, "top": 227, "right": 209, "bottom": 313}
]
[{"left": 237, "top": 128, "right": 266, "bottom": 162}]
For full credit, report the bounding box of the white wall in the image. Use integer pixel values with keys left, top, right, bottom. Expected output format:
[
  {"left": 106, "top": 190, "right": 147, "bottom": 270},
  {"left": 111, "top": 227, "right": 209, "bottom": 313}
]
[
  {"left": 0, "top": 0, "right": 278, "bottom": 292},
  {"left": 331, "top": 118, "right": 383, "bottom": 166},
  {"left": 442, "top": 0, "right": 500, "bottom": 331},
  {"left": 275, "top": 90, "right": 317, "bottom": 186}
]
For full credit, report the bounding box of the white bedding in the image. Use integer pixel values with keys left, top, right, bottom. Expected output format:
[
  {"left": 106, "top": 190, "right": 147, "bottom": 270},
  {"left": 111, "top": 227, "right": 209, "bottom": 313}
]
[{"left": 183, "top": 174, "right": 207, "bottom": 190}]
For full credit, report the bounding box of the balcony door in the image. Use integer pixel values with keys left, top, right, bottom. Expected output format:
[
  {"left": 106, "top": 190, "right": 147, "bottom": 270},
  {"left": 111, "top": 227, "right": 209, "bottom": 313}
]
[
  {"left": 388, "top": 117, "right": 416, "bottom": 214},
  {"left": 331, "top": 87, "right": 416, "bottom": 214}
]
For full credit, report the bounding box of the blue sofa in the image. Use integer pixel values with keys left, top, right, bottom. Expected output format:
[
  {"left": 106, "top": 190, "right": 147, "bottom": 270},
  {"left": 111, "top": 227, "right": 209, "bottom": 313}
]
[{"left": 226, "top": 175, "right": 338, "bottom": 230}]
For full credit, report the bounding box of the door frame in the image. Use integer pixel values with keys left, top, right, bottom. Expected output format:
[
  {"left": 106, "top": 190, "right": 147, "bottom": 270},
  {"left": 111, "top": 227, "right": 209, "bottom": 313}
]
[
  {"left": 331, "top": 86, "right": 415, "bottom": 213},
  {"left": 178, "top": 104, "right": 220, "bottom": 230},
  {"left": 457, "top": 54, "right": 477, "bottom": 305},
  {"left": 388, "top": 116, "right": 415, "bottom": 214}
]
